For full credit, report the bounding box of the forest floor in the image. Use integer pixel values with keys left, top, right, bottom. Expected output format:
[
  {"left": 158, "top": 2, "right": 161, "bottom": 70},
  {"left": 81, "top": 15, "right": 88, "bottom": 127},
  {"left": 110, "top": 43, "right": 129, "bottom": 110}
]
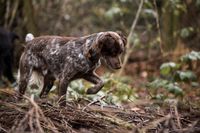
[
  {"left": 1, "top": 50, "right": 200, "bottom": 133},
  {"left": 0, "top": 89, "right": 200, "bottom": 133}
]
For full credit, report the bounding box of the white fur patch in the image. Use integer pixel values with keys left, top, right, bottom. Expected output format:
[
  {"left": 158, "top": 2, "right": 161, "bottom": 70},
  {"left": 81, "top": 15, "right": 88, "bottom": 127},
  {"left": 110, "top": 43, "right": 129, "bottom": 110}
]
[
  {"left": 78, "top": 53, "right": 84, "bottom": 59},
  {"left": 55, "top": 43, "right": 60, "bottom": 48},
  {"left": 71, "top": 42, "right": 76, "bottom": 47},
  {"left": 86, "top": 39, "right": 91, "bottom": 45},
  {"left": 25, "top": 33, "right": 34, "bottom": 42},
  {"left": 29, "top": 71, "right": 44, "bottom": 89},
  {"left": 50, "top": 48, "right": 59, "bottom": 55},
  {"left": 51, "top": 39, "right": 56, "bottom": 44},
  {"left": 17, "top": 70, "right": 44, "bottom": 90},
  {"left": 50, "top": 43, "right": 60, "bottom": 55}
]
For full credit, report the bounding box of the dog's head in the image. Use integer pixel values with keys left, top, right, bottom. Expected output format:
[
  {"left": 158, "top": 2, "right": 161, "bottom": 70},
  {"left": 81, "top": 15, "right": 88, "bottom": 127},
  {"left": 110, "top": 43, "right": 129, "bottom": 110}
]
[{"left": 96, "top": 31, "right": 127, "bottom": 69}]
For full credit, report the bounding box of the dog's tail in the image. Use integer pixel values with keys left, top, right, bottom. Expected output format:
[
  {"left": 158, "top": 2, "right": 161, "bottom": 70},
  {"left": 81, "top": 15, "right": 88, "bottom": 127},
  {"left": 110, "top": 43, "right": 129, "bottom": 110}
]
[{"left": 25, "top": 33, "right": 34, "bottom": 42}]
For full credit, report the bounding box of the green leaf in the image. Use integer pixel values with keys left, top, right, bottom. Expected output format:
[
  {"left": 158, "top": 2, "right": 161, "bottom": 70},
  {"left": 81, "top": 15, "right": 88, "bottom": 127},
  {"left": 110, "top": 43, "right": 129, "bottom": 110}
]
[
  {"left": 180, "top": 27, "right": 194, "bottom": 38},
  {"left": 160, "top": 65, "right": 171, "bottom": 75},
  {"left": 165, "top": 83, "right": 183, "bottom": 96},
  {"left": 154, "top": 94, "right": 165, "bottom": 100},
  {"left": 147, "top": 79, "right": 168, "bottom": 89},
  {"left": 105, "top": 6, "right": 121, "bottom": 19},
  {"left": 147, "top": 79, "right": 183, "bottom": 97},
  {"left": 174, "top": 71, "right": 197, "bottom": 82},
  {"left": 160, "top": 62, "right": 180, "bottom": 76},
  {"left": 181, "top": 51, "right": 200, "bottom": 62},
  {"left": 191, "top": 82, "right": 200, "bottom": 87}
]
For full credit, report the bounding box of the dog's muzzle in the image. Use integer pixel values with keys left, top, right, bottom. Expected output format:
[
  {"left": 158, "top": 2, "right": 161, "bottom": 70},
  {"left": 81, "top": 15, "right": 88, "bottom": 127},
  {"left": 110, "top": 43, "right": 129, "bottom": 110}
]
[{"left": 105, "top": 56, "right": 122, "bottom": 69}]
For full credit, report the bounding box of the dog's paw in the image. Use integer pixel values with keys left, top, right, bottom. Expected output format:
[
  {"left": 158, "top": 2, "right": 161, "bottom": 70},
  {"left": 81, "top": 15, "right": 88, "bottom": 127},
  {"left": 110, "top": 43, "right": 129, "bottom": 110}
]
[
  {"left": 86, "top": 87, "right": 99, "bottom": 94},
  {"left": 16, "top": 93, "right": 23, "bottom": 101},
  {"left": 40, "top": 94, "right": 48, "bottom": 99}
]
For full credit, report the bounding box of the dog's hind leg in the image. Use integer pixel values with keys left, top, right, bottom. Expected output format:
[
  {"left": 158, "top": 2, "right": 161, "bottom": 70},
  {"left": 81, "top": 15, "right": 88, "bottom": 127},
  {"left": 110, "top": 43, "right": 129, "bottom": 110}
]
[
  {"left": 18, "top": 54, "right": 33, "bottom": 97},
  {"left": 39, "top": 75, "right": 55, "bottom": 98}
]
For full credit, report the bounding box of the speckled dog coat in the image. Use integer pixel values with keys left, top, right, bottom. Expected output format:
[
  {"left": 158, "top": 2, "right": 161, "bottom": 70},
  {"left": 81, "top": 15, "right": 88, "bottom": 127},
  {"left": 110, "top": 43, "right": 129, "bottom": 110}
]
[{"left": 18, "top": 31, "right": 126, "bottom": 103}]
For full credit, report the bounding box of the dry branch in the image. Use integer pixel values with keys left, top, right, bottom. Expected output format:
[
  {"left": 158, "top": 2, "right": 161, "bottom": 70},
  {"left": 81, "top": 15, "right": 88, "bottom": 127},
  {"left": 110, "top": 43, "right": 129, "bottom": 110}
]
[{"left": 118, "top": 0, "right": 144, "bottom": 76}]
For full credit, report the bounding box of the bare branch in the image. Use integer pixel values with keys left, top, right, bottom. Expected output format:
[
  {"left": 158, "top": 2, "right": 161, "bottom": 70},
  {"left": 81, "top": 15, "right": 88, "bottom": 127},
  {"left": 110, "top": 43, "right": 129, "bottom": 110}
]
[{"left": 118, "top": 0, "right": 144, "bottom": 76}]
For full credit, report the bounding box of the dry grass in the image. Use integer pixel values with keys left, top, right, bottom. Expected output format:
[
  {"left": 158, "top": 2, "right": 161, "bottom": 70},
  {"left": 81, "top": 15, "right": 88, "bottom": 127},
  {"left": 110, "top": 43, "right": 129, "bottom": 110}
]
[{"left": 0, "top": 89, "right": 200, "bottom": 133}]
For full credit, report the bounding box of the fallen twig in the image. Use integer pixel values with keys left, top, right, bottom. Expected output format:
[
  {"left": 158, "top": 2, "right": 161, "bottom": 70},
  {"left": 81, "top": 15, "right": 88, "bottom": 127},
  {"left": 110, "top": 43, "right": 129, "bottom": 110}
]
[{"left": 82, "top": 95, "right": 107, "bottom": 111}]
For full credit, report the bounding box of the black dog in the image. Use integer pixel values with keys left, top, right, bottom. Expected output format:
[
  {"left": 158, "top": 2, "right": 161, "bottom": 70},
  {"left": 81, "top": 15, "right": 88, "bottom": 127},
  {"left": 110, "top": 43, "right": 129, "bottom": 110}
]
[
  {"left": 18, "top": 31, "right": 126, "bottom": 104},
  {"left": 0, "top": 27, "right": 19, "bottom": 87}
]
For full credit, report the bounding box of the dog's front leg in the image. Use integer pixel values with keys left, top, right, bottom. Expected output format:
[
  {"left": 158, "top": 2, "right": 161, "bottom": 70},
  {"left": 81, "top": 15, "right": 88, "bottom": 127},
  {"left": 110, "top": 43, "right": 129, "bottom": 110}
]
[
  {"left": 58, "top": 78, "right": 70, "bottom": 106},
  {"left": 83, "top": 72, "right": 104, "bottom": 94},
  {"left": 58, "top": 69, "right": 76, "bottom": 106}
]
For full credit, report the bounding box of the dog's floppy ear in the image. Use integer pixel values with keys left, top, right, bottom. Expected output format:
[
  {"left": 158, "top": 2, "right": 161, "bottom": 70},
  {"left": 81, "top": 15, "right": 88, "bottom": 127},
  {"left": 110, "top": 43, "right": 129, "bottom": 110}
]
[
  {"left": 83, "top": 33, "right": 107, "bottom": 60},
  {"left": 116, "top": 31, "right": 127, "bottom": 47}
]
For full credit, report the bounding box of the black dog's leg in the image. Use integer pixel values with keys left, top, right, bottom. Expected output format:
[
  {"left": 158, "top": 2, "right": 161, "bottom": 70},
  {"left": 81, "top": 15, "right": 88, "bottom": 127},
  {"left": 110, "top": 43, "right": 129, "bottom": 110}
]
[
  {"left": 3, "top": 53, "right": 16, "bottom": 84},
  {"left": 0, "top": 57, "right": 3, "bottom": 79},
  {"left": 0, "top": 57, "right": 6, "bottom": 87},
  {"left": 83, "top": 72, "right": 104, "bottom": 94}
]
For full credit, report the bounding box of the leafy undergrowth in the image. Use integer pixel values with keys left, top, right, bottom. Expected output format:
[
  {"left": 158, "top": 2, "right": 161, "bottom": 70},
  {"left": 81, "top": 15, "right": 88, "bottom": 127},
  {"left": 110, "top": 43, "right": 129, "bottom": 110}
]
[{"left": 0, "top": 89, "right": 200, "bottom": 133}]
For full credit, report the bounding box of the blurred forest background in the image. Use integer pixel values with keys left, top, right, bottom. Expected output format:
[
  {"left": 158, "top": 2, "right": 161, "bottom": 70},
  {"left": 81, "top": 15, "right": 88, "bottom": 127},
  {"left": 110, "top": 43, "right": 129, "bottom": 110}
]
[
  {"left": 1, "top": 0, "right": 200, "bottom": 132},
  {"left": 0, "top": 0, "right": 200, "bottom": 103}
]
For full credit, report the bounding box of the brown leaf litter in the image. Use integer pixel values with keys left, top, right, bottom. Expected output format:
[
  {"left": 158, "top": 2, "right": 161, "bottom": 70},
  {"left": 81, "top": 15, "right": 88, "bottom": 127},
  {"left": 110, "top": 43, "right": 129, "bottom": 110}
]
[{"left": 0, "top": 89, "right": 200, "bottom": 133}]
